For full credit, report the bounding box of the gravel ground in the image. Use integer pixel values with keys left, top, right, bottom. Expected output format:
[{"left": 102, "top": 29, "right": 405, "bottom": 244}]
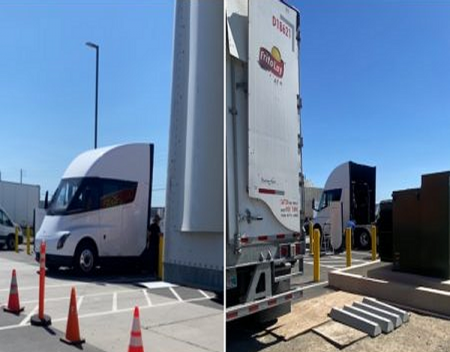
[{"left": 228, "top": 311, "right": 450, "bottom": 352}]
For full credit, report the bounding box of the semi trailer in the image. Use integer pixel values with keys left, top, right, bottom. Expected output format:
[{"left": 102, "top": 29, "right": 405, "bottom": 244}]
[
  {"left": 312, "top": 161, "right": 376, "bottom": 250},
  {"left": 162, "top": 0, "right": 224, "bottom": 292},
  {"left": 226, "top": 0, "right": 304, "bottom": 322},
  {"left": 0, "top": 180, "right": 40, "bottom": 228}
]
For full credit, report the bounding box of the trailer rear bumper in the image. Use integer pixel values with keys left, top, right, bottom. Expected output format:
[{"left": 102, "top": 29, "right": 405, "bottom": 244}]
[{"left": 226, "top": 287, "right": 303, "bottom": 322}]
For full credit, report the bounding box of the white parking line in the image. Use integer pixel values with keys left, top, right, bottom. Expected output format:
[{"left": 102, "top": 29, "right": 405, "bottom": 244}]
[
  {"left": 112, "top": 292, "right": 118, "bottom": 312},
  {"left": 0, "top": 282, "right": 89, "bottom": 293},
  {"left": 304, "top": 262, "right": 348, "bottom": 269},
  {"left": 142, "top": 289, "right": 152, "bottom": 306},
  {"left": 301, "top": 281, "right": 329, "bottom": 290},
  {"left": 19, "top": 305, "right": 38, "bottom": 326},
  {"left": 77, "top": 296, "right": 84, "bottom": 311},
  {"left": 0, "top": 295, "right": 215, "bottom": 332},
  {"left": 169, "top": 287, "right": 183, "bottom": 302},
  {"left": 20, "top": 287, "right": 140, "bottom": 306},
  {"left": 0, "top": 266, "right": 37, "bottom": 272},
  {"left": 198, "top": 290, "right": 211, "bottom": 299},
  {"left": 304, "top": 260, "right": 364, "bottom": 265}
]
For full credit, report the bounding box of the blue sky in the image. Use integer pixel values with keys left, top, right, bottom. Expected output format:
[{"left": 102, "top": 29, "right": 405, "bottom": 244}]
[
  {"left": 293, "top": 0, "right": 450, "bottom": 201},
  {"left": 0, "top": 1, "right": 449, "bottom": 206},
  {"left": 0, "top": 1, "right": 174, "bottom": 206}
]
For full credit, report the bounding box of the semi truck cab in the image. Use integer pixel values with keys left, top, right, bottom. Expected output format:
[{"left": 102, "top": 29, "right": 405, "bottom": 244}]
[{"left": 312, "top": 161, "right": 376, "bottom": 251}]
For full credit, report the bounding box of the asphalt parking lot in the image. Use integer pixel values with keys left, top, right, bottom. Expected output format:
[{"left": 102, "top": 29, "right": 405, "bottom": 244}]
[
  {"left": 0, "top": 246, "right": 223, "bottom": 352},
  {"left": 291, "top": 247, "right": 373, "bottom": 300}
]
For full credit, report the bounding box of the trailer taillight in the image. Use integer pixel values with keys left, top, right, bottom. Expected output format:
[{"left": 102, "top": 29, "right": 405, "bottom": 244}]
[
  {"left": 295, "top": 242, "right": 301, "bottom": 256},
  {"left": 280, "top": 245, "right": 289, "bottom": 257}
]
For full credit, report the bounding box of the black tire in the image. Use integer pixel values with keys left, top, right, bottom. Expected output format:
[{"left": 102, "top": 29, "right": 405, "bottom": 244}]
[
  {"left": 74, "top": 242, "right": 97, "bottom": 275},
  {"left": 6, "top": 234, "right": 15, "bottom": 250},
  {"left": 356, "top": 229, "right": 371, "bottom": 250}
]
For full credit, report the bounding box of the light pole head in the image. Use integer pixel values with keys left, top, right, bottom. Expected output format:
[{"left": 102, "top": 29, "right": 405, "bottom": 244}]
[{"left": 85, "top": 42, "right": 99, "bottom": 50}]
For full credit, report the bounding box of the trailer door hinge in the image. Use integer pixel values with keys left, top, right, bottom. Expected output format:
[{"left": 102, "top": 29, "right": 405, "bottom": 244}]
[
  {"left": 297, "top": 95, "right": 302, "bottom": 110},
  {"left": 228, "top": 107, "right": 238, "bottom": 116},
  {"left": 236, "top": 81, "right": 248, "bottom": 92}
]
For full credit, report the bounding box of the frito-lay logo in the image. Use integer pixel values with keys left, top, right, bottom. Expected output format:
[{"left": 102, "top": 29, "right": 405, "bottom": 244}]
[{"left": 259, "top": 46, "right": 284, "bottom": 78}]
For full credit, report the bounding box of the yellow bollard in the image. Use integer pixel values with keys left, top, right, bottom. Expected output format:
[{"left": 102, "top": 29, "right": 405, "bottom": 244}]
[
  {"left": 15, "top": 226, "right": 19, "bottom": 253},
  {"left": 346, "top": 227, "right": 352, "bottom": 267},
  {"left": 309, "top": 221, "right": 314, "bottom": 255},
  {"left": 313, "top": 229, "right": 320, "bottom": 282},
  {"left": 158, "top": 233, "right": 164, "bottom": 279},
  {"left": 26, "top": 226, "right": 31, "bottom": 255},
  {"left": 371, "top": 225, "right": 377, "bottom": 261}
]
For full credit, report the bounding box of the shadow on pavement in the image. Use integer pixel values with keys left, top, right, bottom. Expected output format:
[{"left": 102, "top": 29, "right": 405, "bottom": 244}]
[{"left": 227, "top": 318, "right": 284, "bottom": 352}]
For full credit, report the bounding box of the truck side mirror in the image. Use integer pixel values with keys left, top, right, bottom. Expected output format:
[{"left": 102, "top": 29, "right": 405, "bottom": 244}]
[
  {"left": 44, "top": 191, "right": 49, "bottom": 209},
  {"left": 312, "top": 198, "right": 318, "bottom": 211}
]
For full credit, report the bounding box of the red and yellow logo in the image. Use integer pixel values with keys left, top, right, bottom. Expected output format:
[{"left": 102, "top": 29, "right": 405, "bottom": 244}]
[{"left": 259, "top": 46, "right": 284, "bottom": 78}]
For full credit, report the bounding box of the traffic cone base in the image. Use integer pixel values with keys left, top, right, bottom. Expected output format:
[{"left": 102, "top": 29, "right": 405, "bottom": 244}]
[
  {"left": 60, "top": 336, "right": 86, "bottom": 346},
  {"left": 3, "top": 306, "right": 24, "bottom": 314}
]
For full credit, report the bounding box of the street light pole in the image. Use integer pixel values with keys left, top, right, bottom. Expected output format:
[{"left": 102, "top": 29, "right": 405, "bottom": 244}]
[{"left": 86, "top": 42, "right": 99, "bottom": 149}]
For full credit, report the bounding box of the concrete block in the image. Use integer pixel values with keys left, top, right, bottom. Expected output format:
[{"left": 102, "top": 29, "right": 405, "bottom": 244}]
[
  {"left": 329, "top": 308, "right": 381, "bottom": 337},
  {"left": 363, "top": 297, "right": 410, "bottom": 323},
  {"left": 343, "top": 305, "right": 394, "bottom": 333},
  {"left": 353, "top": 302, "right": 402, "bottom": 328}
]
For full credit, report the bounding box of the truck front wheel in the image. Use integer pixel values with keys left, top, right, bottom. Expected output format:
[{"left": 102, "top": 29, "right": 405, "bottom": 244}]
[{"left": 74, "top": 242, "right": 97, "bottom": 275}]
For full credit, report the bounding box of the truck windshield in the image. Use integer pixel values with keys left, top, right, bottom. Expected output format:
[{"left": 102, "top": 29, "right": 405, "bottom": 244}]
[
  {"left": 318, "top": 189, "right": 342, "bottom": 211},
  {"left": 47, "top": 178, "right": 83, "bottom": 215},
  {"left": 47, "top": 177, "right": 138, "bottom": 216}
]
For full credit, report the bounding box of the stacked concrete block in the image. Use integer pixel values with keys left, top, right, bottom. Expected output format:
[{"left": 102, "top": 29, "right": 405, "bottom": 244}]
[{"left": 330, "top": 297, "right": 410, "bottom": 337}]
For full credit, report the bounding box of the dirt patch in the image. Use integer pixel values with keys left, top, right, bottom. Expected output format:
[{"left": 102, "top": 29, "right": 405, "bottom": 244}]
[{"left": 228, "top": 312, "right": 450, "bottom": 352}]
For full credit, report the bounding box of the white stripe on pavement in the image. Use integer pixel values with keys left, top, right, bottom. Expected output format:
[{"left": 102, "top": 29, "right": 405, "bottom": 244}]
[
  {"left": 143, "top": 289, "right": 152, "bottom": 306},
  {"left": 19, "top": 305, "right": 38, "bottom": 326},
  {"left": 169, "top": 287, "right": 183, "bottom": 302},
  {"left": 112, "top": 292, "right": 117, "bottom": 311}
]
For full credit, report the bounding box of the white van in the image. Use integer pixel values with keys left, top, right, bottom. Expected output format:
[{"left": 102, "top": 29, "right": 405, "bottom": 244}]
[
  {"left": 35, "top": 143, "right": 154, "bottom": 274},
  {"left": 0, "top": 205, "right": 23, "bottom": 250}
]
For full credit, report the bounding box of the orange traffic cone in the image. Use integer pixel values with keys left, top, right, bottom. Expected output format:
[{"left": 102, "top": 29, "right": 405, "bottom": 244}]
[
  {"left": 60, "top": 287, "right": 85, "bottom": 346},
  {"left": 128, "top": 306, "right": 144, "bottom": 352},
  {"left": 4, "top": 269, "right": 24, "bottom": 314}
]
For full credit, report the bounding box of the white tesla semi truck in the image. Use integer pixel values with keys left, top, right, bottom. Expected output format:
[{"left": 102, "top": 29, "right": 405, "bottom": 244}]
[
  {"left": 35, "top": 143, "right": 154, "bottom": 274},
  {"left": 312, "top": 161, "right": 376, "bottom": 250}
]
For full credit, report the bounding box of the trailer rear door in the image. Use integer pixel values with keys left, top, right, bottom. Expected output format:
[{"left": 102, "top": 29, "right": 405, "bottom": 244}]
[{"left": 248, "top": 0, "right": 301, "bottom": 232}]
